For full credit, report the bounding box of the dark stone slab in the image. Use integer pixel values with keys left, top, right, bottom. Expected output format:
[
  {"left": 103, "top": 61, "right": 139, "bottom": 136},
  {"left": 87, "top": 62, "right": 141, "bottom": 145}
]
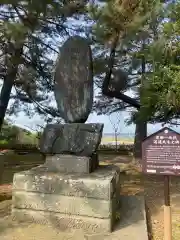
[
  {"left": 13, "top": 165, "right": 120, "bottom": 200},
  {"left": 45, "top": 154, "right": 99, "bottom": 173},
  {"left": 91, "top": 152, "right": 99, "bottom": 170},
  {"left": 39, "top": 123, "right": 103, "bottom": 156},
  {"left": 54, "top": 36, "right": 93, "bottom": 123}
]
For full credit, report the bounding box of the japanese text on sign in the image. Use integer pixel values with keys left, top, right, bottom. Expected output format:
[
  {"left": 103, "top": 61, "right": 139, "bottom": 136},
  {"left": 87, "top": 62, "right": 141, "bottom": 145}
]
[{"left": 142, "top": 128, "right": 180, "bottom": 176}]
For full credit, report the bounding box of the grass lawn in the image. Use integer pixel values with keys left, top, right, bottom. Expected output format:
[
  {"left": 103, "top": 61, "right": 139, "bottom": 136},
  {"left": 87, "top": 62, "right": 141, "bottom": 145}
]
[
  {"left": 101, "top": 136, "right": 134, "bottom": 144},
  {"left": 0, "top": 152, "right": 180, "bottom": 240}
]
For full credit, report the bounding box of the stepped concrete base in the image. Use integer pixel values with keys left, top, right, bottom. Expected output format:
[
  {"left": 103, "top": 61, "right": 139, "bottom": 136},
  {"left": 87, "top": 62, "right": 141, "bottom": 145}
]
[
  {"left": 12, "top": 192, "right": 117, "bottom": 218},
  {"left": 12, "top": 209, "right": 113, "bottom": 234},
  {"left": 12, "top": 165, "right": 121, "bottom": 234}
]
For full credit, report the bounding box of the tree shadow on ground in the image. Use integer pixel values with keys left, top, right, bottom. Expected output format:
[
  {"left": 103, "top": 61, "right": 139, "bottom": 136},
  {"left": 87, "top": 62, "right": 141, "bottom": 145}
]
[
  {"left": 114, "top": 195, "right": 146, "bottom": 230},
  {"left": 143, "top": 175, "right": 180, "bottom": 240}
]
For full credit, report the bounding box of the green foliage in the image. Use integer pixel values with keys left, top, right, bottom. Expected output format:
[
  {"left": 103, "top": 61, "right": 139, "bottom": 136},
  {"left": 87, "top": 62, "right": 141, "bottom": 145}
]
[
  {"left": 90, "top": 0, "right": 157, "bottom": 42},
  {"left": 0, "top": 121, "right": 18, "bottom": 144},
  {"left": 0, "top": 0, "right": 179, "bottom": 128},
  {"left": 0, "top": 1, "right": 87, "bottom": 122},
  {"left": 90, "top": 0, "right": 163, "bottom": 114},
  {"left": 0, "top": 120, "right": 38, "bottom": 145},
  {"left": 139, "top": 1, "right": 180, "bottom": 123},
  {"left": 90, "top": 0, "right": 180, "bottom": 125},
  {"left": 2, "top": 143, "right": 39, "bottom": 151}
]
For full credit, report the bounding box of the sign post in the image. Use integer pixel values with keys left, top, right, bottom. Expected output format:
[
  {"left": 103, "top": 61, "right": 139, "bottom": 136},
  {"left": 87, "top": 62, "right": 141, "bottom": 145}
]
[
  {"left": 164, "top": 175, "right": 172, "bottom": 240},
  {"left": 142, "top": 127, "right": 180, "bottom": 240}
]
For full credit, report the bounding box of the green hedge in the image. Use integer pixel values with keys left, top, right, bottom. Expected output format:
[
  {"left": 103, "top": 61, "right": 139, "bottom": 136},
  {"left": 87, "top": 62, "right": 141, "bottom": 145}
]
[
  {"left": 98, "top": 144, "right": 133, "bottom": 151},
  {"left": 0, "top": 143, "right": 39, "bottom": 152},
  {"left": 0, "top": 143, "right": 134, "bottom": 154},
  {"left": 98, "top": 144, "right": 133, "bottom": 155}
]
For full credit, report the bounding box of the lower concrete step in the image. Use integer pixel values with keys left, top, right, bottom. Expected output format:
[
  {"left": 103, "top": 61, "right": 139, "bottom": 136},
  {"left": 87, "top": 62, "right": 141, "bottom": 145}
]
[
  {"left": 12, "top": 191, "right": 117, "bottom": 218},
  {"left": 12, "top": 208, "right": 113, "bottom": 234}
]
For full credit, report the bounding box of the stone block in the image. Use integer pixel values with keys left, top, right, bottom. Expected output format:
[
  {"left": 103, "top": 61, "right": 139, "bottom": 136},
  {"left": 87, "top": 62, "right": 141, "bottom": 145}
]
[
  {"left": 39, "top": 123, "right": 103, "bottom": 156},
  {"left": 12, "top": 191, "right": 116, "bottom": 218},
  {"left": 13, "top": 165, "right": 120, "bottom": 200},
  {"left": 12, "top": 208, "right": 113, "bottom": 234},
  {"left": 45, "top": 153, "right": 99, "bottom": 173}
]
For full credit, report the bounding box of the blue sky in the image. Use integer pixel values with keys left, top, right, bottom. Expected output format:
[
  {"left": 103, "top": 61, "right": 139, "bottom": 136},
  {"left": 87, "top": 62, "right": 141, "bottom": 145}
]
[
  {"left": 6, "top": 83, "right": 180, "bottom": 134},
  {"left": 10, "top": 106, "right": 175, "bottom": 135},
  {"left": 5, "top": 84, "right": 166, "bottom": 134}
]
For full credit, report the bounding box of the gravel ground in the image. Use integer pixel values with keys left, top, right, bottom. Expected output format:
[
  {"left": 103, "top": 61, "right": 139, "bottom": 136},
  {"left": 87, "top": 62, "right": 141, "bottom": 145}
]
[{"left": 1, "top": 153, "right": 180, "bottom": 239}]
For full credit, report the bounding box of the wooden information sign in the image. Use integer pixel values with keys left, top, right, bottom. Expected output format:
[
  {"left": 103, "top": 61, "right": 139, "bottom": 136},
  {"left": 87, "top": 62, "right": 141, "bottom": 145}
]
[
  {"left": 142, "top": 127, "right": 180, "bottom": 175},
  {"left": 142, "top": 127, "right": 180, "bottom": 240}
]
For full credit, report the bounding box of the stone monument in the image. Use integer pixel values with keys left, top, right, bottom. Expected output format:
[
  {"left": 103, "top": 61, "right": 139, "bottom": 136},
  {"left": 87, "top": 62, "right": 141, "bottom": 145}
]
[{"left": 12, "top": 36, "right": 121, "bottom": 234}]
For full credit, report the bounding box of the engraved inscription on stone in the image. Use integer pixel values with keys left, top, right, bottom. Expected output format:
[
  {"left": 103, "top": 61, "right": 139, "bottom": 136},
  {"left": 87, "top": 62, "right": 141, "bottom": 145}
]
[
  {"left": 13, "top": 165, "right": 120, "bottom": 200},
  {"left": 12, "top": 208, "right": 111, "bottom": 233},
  {"left": 13, "top": 191, "right": 112, "bottom": 218},
  {"left": 54, "top": 36, "right": 93, "bottom": 123}
]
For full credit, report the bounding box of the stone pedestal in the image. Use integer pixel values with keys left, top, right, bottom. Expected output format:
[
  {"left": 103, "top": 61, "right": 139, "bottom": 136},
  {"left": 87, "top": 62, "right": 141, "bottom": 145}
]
[
  {"left": 12, "top": 123, "right": 121, "bottom": 233},
  {"left": 11, "top": 37, "right": 121, "bottom": 234},
  {"left": 45, "top": 153, "right": 99, "bottom": 174},
  {"left": 12, "top": 165, "right": 120, "bottom": 234}
]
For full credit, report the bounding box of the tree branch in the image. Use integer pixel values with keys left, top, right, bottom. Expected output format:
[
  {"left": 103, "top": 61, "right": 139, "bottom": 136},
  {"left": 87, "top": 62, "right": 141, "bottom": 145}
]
[
  {"left": 31, "top": 34, "right": 58, "bottom": 53},
  {"left": 102, "top": 33, "right": 140, "bottom": 109}
]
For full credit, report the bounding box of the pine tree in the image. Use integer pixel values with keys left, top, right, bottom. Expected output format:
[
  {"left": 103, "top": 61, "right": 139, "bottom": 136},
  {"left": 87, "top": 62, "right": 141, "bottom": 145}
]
[
  {"left": 89, "top": 0, "right": 163, "bottom": 158},
  {"left": 140, "top": 1, "right": 180, "bottom": 125},
  {"left": 0, "top": 1, "right": 87, "bottom": 130}
]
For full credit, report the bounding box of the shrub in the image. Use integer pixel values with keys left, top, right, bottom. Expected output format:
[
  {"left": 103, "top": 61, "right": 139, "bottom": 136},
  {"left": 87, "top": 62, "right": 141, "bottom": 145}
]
[
  {"left": 0, "top": 143, "right": 39, "bottom": 152},
  {"left": 98, "top": 144, "right": 134, "bottom": 152},
  {"left": 99, "top": 144, "right": 133, "bottom": 150}
]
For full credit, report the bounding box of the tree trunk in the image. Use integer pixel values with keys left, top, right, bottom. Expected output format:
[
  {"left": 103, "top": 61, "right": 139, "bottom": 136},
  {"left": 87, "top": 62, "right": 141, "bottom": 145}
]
[
  {"left": 133, "top": 121, "right": 147, "bottom": 160},
  {"left": 0, "top": 46, "right": 23, "bottom": 132},
  {"left": 0, "top": 75, "right": 14, "bottom": 131},
  {"left": 133, "top": 38, "right": 147, "bottom": 162},
  {"left": 114, "top": 132, "right": 118, "bottom": 151}
]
